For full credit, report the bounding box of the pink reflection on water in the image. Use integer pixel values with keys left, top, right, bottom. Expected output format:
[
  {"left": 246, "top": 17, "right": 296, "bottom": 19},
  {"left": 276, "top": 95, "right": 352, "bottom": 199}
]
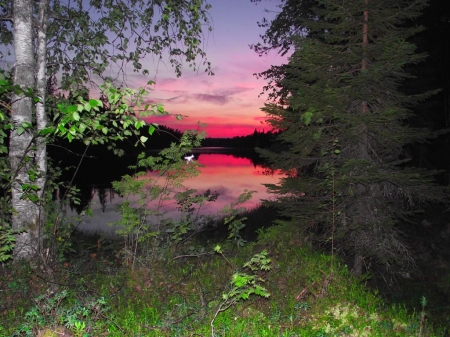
[
  {"left": 144, "top": 153, "right": 282, "bottom": 220},
  {"left": 76, "top": 153, "right": 283, "bottom": 233}
]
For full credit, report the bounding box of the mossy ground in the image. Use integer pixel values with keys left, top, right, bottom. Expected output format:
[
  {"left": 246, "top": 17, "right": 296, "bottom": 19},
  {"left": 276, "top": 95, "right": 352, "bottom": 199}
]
[{"left": 0, "top": 214, "right": 448, "bottom": 337}]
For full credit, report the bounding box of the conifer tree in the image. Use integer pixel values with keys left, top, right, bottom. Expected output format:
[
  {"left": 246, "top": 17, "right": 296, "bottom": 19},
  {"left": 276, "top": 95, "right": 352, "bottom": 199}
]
[{"left": 258, "top": 0, "right": 444, "bottom": 276}]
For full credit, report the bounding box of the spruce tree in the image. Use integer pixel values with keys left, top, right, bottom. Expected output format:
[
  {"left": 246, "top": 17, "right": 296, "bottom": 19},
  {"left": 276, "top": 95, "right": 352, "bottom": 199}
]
[{"left": 258, "top": 0, "right": 444, "bottom": 276}]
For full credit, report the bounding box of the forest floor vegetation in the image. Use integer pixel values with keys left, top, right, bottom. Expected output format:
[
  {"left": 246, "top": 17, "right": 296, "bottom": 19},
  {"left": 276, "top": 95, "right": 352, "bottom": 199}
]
[{"left": 0, "top": 211, "right": 448, "bottom": 337}]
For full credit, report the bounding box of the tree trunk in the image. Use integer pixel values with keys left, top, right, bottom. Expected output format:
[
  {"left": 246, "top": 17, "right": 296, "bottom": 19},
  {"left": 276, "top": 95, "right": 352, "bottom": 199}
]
[
  {"left": 34, "top": 0, "right": 50, "bottom": 256},
  {"left": 11, "top": 0, "right": 38, "bottom": 260},
  {"left": 352, "top": 254, "right": 364, "bottom": 278},
  {"left": 352, "top": 0, "right": 370, "bottom": 276}
]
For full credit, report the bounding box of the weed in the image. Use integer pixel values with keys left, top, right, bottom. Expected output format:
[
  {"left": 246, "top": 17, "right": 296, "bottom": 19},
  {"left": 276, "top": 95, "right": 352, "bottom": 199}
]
[
  {"left": 13, "top": 290, "right": 108, "bottom": 337},
  {"left": 419, "top": 296, "right": 427, "bottom": 337},
  {"left": 211, "top": 246, "right": 271, "bottom": 336}
]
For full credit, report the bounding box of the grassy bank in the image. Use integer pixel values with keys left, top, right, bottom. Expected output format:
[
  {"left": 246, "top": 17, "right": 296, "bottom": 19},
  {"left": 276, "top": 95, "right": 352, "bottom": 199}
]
[{"left": 0, "top": 217, "right": 447, "bottom": 336}]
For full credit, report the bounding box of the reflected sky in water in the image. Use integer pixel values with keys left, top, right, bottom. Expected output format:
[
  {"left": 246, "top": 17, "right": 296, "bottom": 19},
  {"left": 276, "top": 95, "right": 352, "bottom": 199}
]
[{"left": 68, "top": 153, "right": 283, "bottom": 233}]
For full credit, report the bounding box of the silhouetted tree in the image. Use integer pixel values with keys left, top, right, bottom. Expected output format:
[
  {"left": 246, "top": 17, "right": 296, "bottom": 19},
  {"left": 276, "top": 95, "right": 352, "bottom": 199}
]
[{"left": 257, "top": 0, "right": 445, "bottom": 277}]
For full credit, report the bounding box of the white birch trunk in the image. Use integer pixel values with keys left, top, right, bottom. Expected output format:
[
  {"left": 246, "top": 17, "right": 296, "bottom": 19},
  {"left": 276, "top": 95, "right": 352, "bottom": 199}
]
[
  {"left": 34, "top": 0, "right": 50, "bottom": 257},
  {"left": 11, "top": 0, "right": 38, "bottom": 260}
]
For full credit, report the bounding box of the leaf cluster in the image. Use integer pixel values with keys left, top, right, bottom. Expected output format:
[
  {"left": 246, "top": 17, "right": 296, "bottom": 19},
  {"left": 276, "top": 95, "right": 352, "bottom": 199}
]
[{"left": 1, "top": 0, "right": 213, "bottom": 91}]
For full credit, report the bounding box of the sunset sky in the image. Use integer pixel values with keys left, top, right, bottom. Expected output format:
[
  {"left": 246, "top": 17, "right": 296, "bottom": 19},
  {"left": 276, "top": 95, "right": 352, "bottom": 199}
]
[
  {"left": 130, "top": 0, "right": 287, "bottom": 138},
  {"left": 0, "top": 0, "right": 288, "bottom": 138}
]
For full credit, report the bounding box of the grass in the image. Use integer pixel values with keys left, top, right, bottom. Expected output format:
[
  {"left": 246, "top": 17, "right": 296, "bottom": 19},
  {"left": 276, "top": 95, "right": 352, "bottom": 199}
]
[{"left": 0, "top": 214, "right": 448, "bottom": 336}]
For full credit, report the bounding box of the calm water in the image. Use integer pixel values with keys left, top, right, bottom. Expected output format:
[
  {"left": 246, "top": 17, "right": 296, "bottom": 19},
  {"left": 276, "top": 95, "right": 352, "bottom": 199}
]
[{"left": 64, "top": 151, "right": 283, "bottom": 233}]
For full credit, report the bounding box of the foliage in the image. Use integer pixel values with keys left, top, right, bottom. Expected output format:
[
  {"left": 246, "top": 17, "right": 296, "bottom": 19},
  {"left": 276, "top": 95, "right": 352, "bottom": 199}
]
[
  {"left": 0, "top": 225, "right": 22, "bottom": 262},
  {"left": 256, "top": 0, "right": 445, "bottom": 276},
  {"left": 0, "top": 0, "right": 213, "bottom": 86},
  {"left": 211, "top": 246, "right": 271, "bottom": 336},
  {"left": 1, "top": 0, "right": 213, "bottom": 261},
  {"left": 250, "top": 0, "right": 319, "bottom": 100},
  {"left": 111, "top": 134, "right": 261, "bottom": 267},
  {"left": 13, "top": 290, "right": 108, "bottom": 337},
  {"left": 53, "top": 81, "right": 164, "bottom": 152},
  {"left": 111, "top": 128, "right": 212, "bottom": 265},
  {"left": 0, "top": 74, "right": 167, "bottom": 263},
  {"left": 221, "top": 189, "right": 256, "bottom": 247},
  {"left": 419, "top": 296, "right": 427, "bottom": 337},
  {"left": 250, "top": 0, "right": 317, "bottom": 57},
  {"left": 1, "top": 220, "right": 447, "bottom": 336}
]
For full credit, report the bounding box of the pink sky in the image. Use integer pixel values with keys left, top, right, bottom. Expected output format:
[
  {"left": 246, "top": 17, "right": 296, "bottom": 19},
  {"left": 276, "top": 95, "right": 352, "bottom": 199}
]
[
  {"left": 129, "top": 0, "right": 287, "bottom": 138},
  {"left": 0, "top": 1, "right": 288, "bottom": 138}
]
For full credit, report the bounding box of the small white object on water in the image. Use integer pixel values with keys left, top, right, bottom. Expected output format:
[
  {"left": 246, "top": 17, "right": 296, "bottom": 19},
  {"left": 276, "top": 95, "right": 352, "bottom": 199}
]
[{"left": 184, "top": 154, "right": 194, "bottom": 163}]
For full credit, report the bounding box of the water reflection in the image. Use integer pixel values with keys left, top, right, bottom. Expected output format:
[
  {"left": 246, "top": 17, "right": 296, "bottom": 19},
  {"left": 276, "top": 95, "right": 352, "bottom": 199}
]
[{"left": 65, "top": 152, "right": 282, "bottom": 233}]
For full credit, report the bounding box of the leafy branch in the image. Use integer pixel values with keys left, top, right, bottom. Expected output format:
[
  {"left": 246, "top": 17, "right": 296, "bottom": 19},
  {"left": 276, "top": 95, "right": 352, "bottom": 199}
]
[{"left": 211, "top": 247, "right": 271, "bottom": 337}]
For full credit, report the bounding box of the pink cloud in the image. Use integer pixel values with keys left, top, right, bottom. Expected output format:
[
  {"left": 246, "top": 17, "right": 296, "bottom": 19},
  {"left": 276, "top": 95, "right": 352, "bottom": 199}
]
[
  {"left": 192, "top": 93, "right": 231, "bottom": 105},
  {"left": 253, "top": 116, "right": 269, "bottom": 121}
]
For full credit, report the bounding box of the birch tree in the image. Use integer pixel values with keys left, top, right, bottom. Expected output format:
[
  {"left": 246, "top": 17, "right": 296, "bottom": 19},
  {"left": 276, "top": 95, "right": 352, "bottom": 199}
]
[
  {"left": 8, "top": 0, "right": 38, "bottom": 259},
  {"left": 0, "top": 0, "right": 212, "bottom": 260}
]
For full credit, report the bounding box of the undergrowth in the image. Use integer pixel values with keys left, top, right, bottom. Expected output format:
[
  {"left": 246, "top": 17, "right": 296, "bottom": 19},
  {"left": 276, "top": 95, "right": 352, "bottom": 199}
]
[{"left": 0, "top": 221, "right": 447, "bottom": 337}]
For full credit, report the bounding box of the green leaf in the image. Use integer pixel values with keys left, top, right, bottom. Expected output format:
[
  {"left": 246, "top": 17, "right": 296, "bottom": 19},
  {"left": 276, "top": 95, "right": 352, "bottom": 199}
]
[
  {"left": 39, "top": 127, "right": 55, "bottom": 135},
  {"left": 29, "top": 194, "right": 39, "bottom": 202},
  {"left": 72, "top": 111, "right": 80, "bottom": 121},
  {"left": 148, "top": 125, "right": 155, "bottom": 135},
  {"left": 58, "top": 124, "right": 67, "bottom": 134},
  {"left": 301, "top": 110, "right": 313, "bottom": 126},
  {"left": 69, "top": 126, "right": 77, "bottom": 135},
  {"left": 67, "top": 105, "right": 77, "bottom": 113},
  {"left": 89, "top": 99, "right": 102, "bottom": 109},
  {"left": 84, "top": 102, "right": 92, "bottom": 112},
  {"left": 78, "top": 123, "right": 87, "bottom": 133}
]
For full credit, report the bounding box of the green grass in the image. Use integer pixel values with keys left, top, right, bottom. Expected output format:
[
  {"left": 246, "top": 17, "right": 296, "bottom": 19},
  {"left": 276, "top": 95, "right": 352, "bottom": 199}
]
[{"left": 0, "top": 220, "right": 447, "bottom": 337}]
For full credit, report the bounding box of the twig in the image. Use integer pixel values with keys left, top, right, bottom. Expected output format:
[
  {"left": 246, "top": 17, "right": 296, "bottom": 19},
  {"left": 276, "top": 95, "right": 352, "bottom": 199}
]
[
  {"left": 99, "top": 312, "right": 123, "bottom": 333},
  {"left": 173, "top": 252, "right": 213, "bottom": 260},
  {"left": 295, "top": 281, "right": 316, "bottom": 300}
]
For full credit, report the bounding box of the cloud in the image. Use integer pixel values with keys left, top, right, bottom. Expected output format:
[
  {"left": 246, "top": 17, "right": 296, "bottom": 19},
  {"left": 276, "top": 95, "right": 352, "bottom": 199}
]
[
  {"left": 146, "top": 88, "right": 243, "bottom": 106},
  {"left": 253, "top": 116, "right": 269, "bottom": 121},
  {"left": 156, "top": 78, "right": 178, "bottom": 86},
  {"left": 148, "top": 93, "right": 230, "bottom": 105},
  {"left": 192, "top": 93, "right": 231, "bottom": 105},
  {"left": 216, "top": 86, "right": 253, "bottom": 96},
  {"left": 166, "top": 95, "right": 183, "bottom": 102}
]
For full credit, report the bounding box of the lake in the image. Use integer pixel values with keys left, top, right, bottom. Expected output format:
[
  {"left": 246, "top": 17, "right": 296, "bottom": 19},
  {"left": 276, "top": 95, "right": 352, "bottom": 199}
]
[{"left": 62, "top": 149, "right": 283, "bottom": 233}]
